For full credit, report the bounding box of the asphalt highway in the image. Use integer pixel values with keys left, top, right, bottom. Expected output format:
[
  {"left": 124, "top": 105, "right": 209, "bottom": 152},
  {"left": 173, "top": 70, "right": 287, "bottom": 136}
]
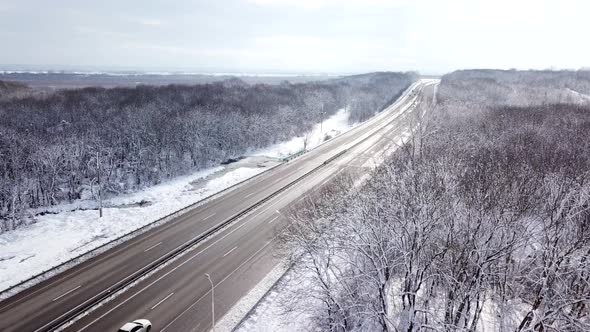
[{"left": 0, "top": 79, "right": 437, "bottom": 332}]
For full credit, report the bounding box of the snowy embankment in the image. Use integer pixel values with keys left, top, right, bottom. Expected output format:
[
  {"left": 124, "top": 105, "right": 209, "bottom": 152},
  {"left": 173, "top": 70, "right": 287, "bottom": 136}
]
[
  {"left": 234, "top": 264, "right": 522, "bottom": 332},
  {"left": 232, "top": 129, "right": 413, "bottom": 332},
  {"left": 251, "top": 107, "right": 355, "bottom": 159},
  {"left": 0, "top": 108, "right": 354, "bottom": 294},
  {"left": 564, "top": 88, "right": 590, "bottom": 104}
]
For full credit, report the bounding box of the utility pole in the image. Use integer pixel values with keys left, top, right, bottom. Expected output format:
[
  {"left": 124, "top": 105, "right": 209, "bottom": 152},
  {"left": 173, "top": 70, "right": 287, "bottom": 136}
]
[
  {"left": 320, "top": 104, "right": 325, "bottom": 135},
  {"left": 97, "top": 151, "right": 103, "bottom": 218},
  {"left": 205, "top": 273, "right": 215, "bottom": 331}
]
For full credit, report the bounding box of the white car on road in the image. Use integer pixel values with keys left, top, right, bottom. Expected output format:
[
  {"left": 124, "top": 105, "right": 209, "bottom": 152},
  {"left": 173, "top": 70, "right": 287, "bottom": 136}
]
[{"left": 118, "top": 319, "right": 152, "bottom": 332}]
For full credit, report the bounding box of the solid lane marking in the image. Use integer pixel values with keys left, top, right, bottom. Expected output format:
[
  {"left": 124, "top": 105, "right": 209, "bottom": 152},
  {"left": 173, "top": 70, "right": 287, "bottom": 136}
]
[
  {"left": 151, "top": 292, "right": 174, "bottom": 310},
  {"left": 144, "top": 242, "right": 162, "bottom": 252},
  {"left": 203, "top": 213, "right": 216, "bottom": 220},
  {"left": 52, "top": 285, "right": 82, "bottom": 302},
  {"left": 319, "top": 177, "right": 332, "bottom": 188},
  {"left": 251, "top": 205, "right": 271, "bottom": 220},
  {"left": 160, "top": 238, "right": 276, "bottom": 332},
  {"left": 223, "top": 246, "right": 238, "bottom": 257}
]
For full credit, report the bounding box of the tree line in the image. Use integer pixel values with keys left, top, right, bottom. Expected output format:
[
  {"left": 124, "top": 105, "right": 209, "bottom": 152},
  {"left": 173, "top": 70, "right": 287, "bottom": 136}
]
[
  {"left": 0, "top": 72, "right": 417, "bottom": 232},
  {"left": 280, "top": 70, "right": 590, "bottom": 331}
]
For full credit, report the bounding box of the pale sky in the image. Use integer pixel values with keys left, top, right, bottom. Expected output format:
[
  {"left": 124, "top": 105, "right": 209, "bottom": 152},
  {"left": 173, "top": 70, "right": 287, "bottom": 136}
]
[{"left": 0, "top": 0, "right": 588, "bottom": 74}]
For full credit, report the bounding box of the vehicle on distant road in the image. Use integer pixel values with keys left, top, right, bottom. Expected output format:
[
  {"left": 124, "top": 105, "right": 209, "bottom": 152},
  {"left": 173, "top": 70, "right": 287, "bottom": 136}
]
[{"left": 118, "top": 319, "right": 152, "bottom": 332}]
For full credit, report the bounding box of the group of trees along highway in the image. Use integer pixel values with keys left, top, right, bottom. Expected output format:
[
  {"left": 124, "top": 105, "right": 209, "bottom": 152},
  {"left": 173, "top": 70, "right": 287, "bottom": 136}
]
[
  {"left": 0, "top": 72, "right": 417, "bottom": 232},
  {"left": 281, "top": 70, "right": 590, "bottom": 331}
]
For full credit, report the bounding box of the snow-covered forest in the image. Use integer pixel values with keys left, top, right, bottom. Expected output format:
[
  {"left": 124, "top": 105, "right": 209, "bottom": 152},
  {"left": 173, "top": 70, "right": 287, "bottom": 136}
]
[
  {"left": 439, "top": 69, "right": 590, "bottom": 107},
  {"left": 278, "top": 70, "right": 590, "bottom": 331},
  {"left": 0, "top": 72, "right": 416, "bottom": 232}
]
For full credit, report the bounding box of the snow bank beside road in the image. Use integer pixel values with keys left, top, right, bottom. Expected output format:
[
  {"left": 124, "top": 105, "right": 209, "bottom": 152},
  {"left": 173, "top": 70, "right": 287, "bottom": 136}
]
[
  {"left": 0, "top": 166, "right": 266, "bottom": 293},
  {"left": 252, "top": 108, "right": 356, "bottom": 159},
  {"left": 235, "top": 266, "right": 315, "bottom": 332}
]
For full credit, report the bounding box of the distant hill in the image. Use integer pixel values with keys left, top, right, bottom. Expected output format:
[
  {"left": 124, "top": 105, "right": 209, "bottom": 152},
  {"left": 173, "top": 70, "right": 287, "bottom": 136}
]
[
  {"left": 0, "top": 72, "right": 340, "bottom": 89},
  {"left": 439, "top": 69, "right": 590, "bottom": 107}
]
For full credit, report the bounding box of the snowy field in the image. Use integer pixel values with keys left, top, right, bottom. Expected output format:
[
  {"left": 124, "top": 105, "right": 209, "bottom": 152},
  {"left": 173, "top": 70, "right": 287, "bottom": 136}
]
[
  {"left": 0, "top": 108, "right": 355, "bottom": 294},
  {"left": 235, "top": 265, "right": 315, "bottom": 332},
  {"left": 235, "top": 265, "right": 518, "bottom": 332}
]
